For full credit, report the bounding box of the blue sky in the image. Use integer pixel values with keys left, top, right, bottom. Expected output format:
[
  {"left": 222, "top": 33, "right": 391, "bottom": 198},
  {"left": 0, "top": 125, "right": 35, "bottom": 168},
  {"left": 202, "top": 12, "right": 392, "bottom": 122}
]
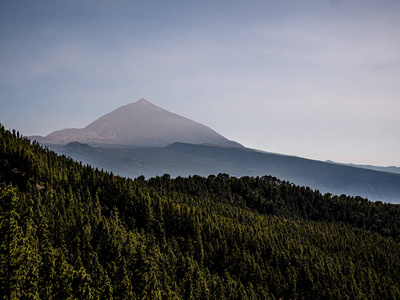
[{"left": 1, "top": 0, "right": 399, "bottom": 166}]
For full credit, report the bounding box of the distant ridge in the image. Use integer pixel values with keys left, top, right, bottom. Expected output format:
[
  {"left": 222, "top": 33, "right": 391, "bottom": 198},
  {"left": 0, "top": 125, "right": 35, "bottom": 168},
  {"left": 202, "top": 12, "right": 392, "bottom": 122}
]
[
  {"left": 48, "top": 141, "right": 400, "bottom": 203},
  {"left": 33, "top": 99, "right": 242, "bottom": 148},
  {"left": 31, "top": 98, "right": 400, "bottom": 204},
  {"left": 325, "top": 160, "right": 400, "bottom": 175}
]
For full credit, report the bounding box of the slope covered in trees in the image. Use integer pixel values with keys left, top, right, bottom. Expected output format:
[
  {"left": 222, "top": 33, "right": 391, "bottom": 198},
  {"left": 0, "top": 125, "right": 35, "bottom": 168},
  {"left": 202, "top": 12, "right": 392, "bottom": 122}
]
[{"left": 1, "top": 124, "right": 400, "bottom": 299}]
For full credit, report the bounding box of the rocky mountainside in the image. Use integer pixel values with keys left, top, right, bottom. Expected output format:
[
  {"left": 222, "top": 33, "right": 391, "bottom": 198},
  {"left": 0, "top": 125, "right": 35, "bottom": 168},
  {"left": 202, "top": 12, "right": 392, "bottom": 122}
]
[{"left": 34, "top": 99, "right": 241, "bottom": 148}]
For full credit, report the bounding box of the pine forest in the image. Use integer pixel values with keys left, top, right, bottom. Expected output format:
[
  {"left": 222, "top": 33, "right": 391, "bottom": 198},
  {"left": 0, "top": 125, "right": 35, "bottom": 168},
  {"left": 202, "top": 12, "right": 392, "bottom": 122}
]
[{"left": 1, "top": 123, "right": 400, "bottom": 299}]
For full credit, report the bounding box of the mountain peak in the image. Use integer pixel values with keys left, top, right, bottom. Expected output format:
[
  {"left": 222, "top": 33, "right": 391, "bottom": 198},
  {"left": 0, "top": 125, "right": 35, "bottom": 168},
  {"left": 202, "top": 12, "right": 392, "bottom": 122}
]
[{"left": 135, "top": 98, "right": 151, "bottom": 105}]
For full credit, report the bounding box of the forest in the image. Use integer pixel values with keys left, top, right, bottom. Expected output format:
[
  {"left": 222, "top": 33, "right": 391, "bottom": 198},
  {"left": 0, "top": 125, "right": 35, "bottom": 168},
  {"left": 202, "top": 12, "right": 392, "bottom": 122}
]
[{"left": 1, "top": 123, "right": 400, "bottom": 299}]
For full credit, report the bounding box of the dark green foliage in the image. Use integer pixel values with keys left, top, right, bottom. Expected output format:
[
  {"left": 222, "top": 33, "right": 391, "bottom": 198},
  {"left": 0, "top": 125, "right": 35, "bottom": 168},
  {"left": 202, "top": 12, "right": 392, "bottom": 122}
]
[
  {"left": 147, "top": 174, "right": 400, "bottom": 242},
  {"left": 1, "top": 123, "right": 400, "bottom": 299}
]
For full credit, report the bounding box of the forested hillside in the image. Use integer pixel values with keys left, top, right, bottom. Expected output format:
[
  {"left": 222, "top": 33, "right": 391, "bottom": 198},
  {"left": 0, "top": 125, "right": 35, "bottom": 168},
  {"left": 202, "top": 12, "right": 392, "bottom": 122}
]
[{"left": 1, "top": 124, "right": 400, "bottom": 299}]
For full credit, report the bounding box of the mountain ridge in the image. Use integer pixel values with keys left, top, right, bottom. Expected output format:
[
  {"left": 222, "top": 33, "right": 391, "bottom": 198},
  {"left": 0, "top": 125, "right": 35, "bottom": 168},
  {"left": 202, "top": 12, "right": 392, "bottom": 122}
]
[
  {"left": 48, "top": 141, "right": 400, "bottom": 203},
  {"left": 29, "top": 99, "right": 400, "bottom": 203},
  {"left": 325, "top": 160, "right": 400, "bottom": 175}
]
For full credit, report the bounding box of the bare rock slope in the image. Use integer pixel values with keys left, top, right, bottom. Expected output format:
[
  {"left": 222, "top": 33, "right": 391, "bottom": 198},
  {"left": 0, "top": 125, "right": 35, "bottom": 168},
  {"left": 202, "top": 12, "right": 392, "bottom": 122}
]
[{"left": 38, "top": 99, "right": 241, "bottom": 148}]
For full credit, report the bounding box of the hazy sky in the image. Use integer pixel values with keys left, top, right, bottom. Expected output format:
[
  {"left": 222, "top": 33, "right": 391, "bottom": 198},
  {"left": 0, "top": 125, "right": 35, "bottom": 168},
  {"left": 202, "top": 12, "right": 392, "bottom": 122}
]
[{"left": 1, "top": 0, "right": 399, "bottom": 166}]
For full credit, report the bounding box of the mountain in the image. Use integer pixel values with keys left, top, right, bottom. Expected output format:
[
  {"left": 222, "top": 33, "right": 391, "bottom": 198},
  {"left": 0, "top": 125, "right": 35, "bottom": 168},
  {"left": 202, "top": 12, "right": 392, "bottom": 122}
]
[
  {"left": 31, "top": 99, "right": 400, "bottom": 203},
  {"left": 325, "top": 160, "right": 400, "bottom": 175},
  {"left": 49, "top": 142, "right": 400, "bottom": 203},
  {"left": 34, "top": 99, "right": 241, "bottom": 148}
]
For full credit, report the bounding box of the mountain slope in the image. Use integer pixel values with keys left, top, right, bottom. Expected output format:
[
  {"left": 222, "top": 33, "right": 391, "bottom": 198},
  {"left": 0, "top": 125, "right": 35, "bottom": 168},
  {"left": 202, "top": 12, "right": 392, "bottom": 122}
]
[
  {"left": 326, "top": 160, "right": 400, "bottom": 175},
  {"left": 36, "top": 99, "right": 241, "bottom": 148},
  {"left": 50, "top": 142, "right": 400, "bottom": 203}
]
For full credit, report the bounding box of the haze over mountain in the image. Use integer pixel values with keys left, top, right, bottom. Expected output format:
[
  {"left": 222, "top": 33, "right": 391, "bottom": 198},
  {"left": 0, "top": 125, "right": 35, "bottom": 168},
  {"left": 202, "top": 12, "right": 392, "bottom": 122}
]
[{"left": 33, "top": 99, "right": 241, "bottom": 148}]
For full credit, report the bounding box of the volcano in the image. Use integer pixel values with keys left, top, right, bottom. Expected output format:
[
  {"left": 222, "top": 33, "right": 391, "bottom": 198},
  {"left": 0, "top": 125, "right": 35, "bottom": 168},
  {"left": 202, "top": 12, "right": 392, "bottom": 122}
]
[{"left": 35, "top": 99, "right": 241, "bottom": 148}]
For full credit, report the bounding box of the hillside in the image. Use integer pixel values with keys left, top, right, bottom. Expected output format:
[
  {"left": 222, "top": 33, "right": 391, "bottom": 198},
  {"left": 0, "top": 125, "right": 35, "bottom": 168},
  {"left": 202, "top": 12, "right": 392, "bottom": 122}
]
[
  {"left": 33, "top": 99, "right": 241, "bottom": 148},
  {"left": 2, "top": 124, "right": 400, "bottom": 299},
  {"left": 50, "top": 142, "right": 400, "bottom": 203}
]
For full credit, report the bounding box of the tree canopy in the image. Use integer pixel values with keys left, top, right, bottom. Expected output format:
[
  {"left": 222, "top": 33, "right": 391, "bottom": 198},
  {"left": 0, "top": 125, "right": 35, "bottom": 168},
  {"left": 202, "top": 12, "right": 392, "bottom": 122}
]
[{"left": 1, "top": 123, "right": 400, "bottom": 299}]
